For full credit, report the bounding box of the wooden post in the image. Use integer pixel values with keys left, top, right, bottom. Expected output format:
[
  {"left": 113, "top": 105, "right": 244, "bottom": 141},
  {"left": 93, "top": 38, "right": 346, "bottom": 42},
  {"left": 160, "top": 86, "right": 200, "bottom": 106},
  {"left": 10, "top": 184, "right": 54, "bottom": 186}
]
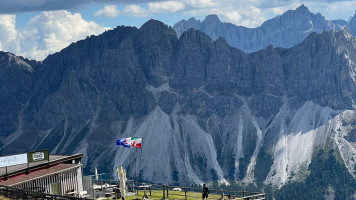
[
  {"left": 115, "top": 187, "right": 117, "bottom": 200},
  {"left": 101, "top": 175, "right": 103, "bottom": 190},
  {"left": 166, "top": 185, "right": 169, "bottom": 198},
  {"left": 184, "top": 187, "right": 187, "bottom": 200},
  {"left": 221, "top": 189, "right": 224, "bottom": 200},
  {"left": 163, "top": 185, "right": 165, "bottom": 199},
  {"left": 93, "top": 178, "right": 95, "bottom": 199},
  {"left": 137, "top": 184, "right": 139, "bottom": 196}
]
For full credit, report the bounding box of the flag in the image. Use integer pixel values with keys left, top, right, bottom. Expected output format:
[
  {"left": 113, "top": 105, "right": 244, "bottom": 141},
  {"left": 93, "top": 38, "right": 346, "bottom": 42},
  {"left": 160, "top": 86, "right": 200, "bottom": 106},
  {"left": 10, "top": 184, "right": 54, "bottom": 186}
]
[
  {"left": 116, "top": 137, "right": 142, "bottom": 148},
  {"left": 116, "top": 138, "right": 130, "bottom": 148},
  {"left": 131, "top": 137, "right": 142, "bottom": 148},
  {"left": 126, "top": 137, "right": 142, "bottom": 148}
]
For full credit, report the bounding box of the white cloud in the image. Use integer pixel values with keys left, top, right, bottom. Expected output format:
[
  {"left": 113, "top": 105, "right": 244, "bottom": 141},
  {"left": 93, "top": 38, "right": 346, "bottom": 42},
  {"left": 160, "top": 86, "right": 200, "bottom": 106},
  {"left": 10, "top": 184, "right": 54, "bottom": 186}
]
[
  {"left": 118, "top": 1, "right": 185, "bottom": 17},
  {"left": 304, "top": 1, "right": 356, "bottom": 20},
  {"left": 122, "top": 4, "right": 150, "bottom": 17},
  {"left": 0, "top": 15, "right": 20, "bottom": 55},
  {"left": 21, "top": 10, "right": 109, "bottom": 60},
  {"left": 148, "top": 1, "right": 185, "bottom": 13},
  {"left": 232, "top": 4, "right": 266, "bottom": 27},
  {"left": 95, "top": 5, "right": 120, "bottom": 18},
  {"left": 180, "top": 0, "right": 268, "bottom": 27},
  {"left": 184, "top": 0, "right": 217, "bottom": 8},
  {"left": 0, "top": 11, "right": 109, "bottom": 60},
  {"left": 224, "top": 11, "right": 242, "bottom": 25}
]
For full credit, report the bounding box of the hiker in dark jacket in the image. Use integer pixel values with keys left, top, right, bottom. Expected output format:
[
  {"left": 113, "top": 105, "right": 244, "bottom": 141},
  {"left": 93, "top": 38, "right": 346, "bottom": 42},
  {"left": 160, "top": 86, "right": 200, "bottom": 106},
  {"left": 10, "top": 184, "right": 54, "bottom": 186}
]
[{"left": 202, "top": 184, "right": 209, "bottom": 200}]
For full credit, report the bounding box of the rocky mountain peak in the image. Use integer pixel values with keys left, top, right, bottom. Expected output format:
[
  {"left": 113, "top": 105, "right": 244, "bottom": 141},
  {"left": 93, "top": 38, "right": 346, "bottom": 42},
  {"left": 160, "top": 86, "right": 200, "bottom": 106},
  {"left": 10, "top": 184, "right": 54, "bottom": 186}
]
[
  {"left": 205, "top": 14, "right": 220, "bottom": 23},
  {"left": 187, "top": 17, "right": 200, "bottom": 23},
  {"left": 179, "top": 28, "right": 213, "bottom": 48},
  {"left": 295, "top": 4, "right": 310, "bottom": 14},
  {"left": 348, "top": 11, "right": 356, "bottom": 35},
  {"left": 0, "top": 52, "right": 34, "bottom": 73},
  {"left": 138, "top": 19, "right": 178, "bottom": 43},
  {"left": 140, "top": 19, "right": 172, "bottom": 33}
]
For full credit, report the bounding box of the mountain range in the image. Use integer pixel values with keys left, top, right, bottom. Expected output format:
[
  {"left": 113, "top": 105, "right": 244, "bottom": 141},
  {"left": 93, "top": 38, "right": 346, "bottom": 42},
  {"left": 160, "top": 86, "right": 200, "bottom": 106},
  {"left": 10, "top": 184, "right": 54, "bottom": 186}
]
[
  {"left": 174, "top": 5, "right": 356, "bottom": 53},
  {"left": 1, "top": 5, "right": 356, "bottom": 200}
]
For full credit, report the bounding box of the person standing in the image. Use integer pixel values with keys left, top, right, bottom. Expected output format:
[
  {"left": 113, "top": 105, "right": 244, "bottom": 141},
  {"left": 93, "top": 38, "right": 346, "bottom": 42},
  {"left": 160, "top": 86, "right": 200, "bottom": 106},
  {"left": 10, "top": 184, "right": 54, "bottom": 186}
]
[{"left": 202, "top": 184, "right": 209, "bottom": 200}]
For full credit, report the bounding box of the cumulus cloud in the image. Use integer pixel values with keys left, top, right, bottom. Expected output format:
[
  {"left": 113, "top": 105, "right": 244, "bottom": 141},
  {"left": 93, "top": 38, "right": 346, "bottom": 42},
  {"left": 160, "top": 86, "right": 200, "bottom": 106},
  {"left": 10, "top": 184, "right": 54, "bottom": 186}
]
[
  {"left": 184, "top": 0, "right": 217, "bottom": 9},
  {"left": 0, "top": 10, "right": 108, "bottom": 60},
  {"left": 121, "top": 5, "right": 150, "bottom": 17},
  {"left": 117, "top": 1, "right": 185, "bottom": 17},
  {"left": 148, "top": 1, "right": 185, "bottom": 13},
  {"left": 222, "top": 3, "right": 266, "bottom": 27},
  {"left": 304, "top": 1, "right": 356, "bottom": 20},
  {"left": 224, "top": 11, "right": 242, "bottom": 25},
  {"left": 0, "top": 15, "right": 20, "bottom": 55},
  {"left": 22, "top": 10, "right": 109, "bottom": 60},
  {"left": 180, "top": 0, "right": 267, "bottom": 27},
  {"left": 95, "top": 5, "right": 120, "bottom": 18}
]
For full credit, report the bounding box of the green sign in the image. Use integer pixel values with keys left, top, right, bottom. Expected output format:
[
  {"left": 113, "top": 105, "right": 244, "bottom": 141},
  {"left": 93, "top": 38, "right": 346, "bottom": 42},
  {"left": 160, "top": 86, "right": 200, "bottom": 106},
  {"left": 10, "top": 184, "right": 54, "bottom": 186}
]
[{"left": 27, "top": 150, "right": 49, "bottom": 163}]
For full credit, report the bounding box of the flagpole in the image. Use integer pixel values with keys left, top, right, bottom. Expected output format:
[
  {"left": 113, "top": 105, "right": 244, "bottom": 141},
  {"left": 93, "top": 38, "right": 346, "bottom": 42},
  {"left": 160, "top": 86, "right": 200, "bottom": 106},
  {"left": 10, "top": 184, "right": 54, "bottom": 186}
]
[
  {"left": 138, "top": 137, "right": 143, "bottom": 183},
  {"left": 135, "top": 147, "right": 138, "bottom": 184}
]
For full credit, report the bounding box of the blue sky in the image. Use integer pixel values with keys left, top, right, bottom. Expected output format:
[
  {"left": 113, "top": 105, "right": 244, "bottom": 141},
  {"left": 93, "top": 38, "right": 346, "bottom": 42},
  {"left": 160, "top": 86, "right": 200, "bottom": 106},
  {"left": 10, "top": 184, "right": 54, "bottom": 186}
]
[{"left": 0, "top": 0, "right": 356, "bottom": 60}]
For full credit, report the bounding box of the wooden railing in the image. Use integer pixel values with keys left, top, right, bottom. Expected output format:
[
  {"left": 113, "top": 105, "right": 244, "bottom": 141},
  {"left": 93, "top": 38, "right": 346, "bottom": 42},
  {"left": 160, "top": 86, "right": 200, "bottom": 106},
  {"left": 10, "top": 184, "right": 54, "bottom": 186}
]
[
  {"left": 134, "top": 183, "right": 265, "bottom": 200},
  {"left": 0, "top": 185, "right": 91, "bottom": 200}
]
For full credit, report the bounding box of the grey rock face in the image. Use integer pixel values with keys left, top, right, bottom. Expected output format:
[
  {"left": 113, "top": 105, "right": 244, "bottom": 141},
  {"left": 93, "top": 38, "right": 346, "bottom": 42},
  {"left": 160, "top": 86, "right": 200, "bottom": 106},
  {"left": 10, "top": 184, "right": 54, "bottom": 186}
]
[
  {"left": 349, "top": 11, "right": 356, "bottom": 36},
  {"left": 0, "top": 52, "right": 37, "bottom": 137},
  {"left": 159, "top": 91, "right": 177, "bottom": 115},
  {"left": 1, "top": 18, "right": 356, "bottom": 198},
  {"left": 282, "top": 29, "right": 356, "bottom": 110},
  {"left": 174, "top": 5, "right": 348, "bottom": 53}
]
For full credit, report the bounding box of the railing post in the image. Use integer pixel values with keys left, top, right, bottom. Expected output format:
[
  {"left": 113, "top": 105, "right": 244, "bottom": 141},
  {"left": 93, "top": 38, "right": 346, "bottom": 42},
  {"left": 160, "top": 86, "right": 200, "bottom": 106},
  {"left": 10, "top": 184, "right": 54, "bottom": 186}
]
[
  {"left": 242, "top": 190, "right": 245, "bottom": 198},
  {"left": 150, "top": 186, "right": 152, "bottom": 196},
  {"left": 184, "top": 187, "right": 187, "bottom": 200},
  {"left": 166, "top": 185, "right": 169, "bottom": 198},
  {"left": 221, "top": 189, "right": 224, "bottom": 200},
  {"left": 163, "top": 185, "right": 165, "bottom": 199},
  {"left": 137, "top": 183, "right": 139, "bottom": 196}
]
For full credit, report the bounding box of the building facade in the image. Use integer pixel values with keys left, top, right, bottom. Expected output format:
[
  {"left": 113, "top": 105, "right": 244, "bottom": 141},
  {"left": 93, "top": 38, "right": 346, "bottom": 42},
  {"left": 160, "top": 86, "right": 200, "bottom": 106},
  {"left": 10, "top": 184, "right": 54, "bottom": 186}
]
[{"left": 0, "top": 153, "right": 85, "bottom": 197}]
